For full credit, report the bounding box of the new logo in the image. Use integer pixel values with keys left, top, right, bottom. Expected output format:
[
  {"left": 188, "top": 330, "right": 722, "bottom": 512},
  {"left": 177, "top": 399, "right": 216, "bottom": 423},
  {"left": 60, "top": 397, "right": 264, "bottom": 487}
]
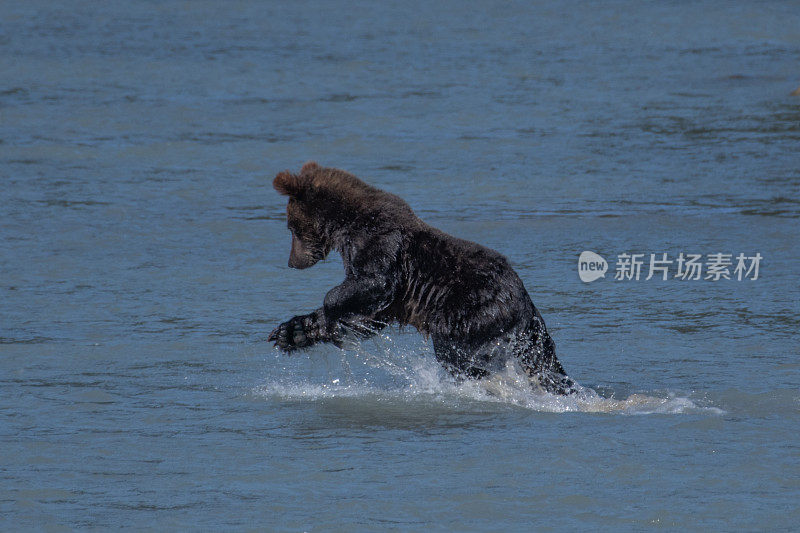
[{"left": 578, "top": 251, "right": 608, "bottom": 283}]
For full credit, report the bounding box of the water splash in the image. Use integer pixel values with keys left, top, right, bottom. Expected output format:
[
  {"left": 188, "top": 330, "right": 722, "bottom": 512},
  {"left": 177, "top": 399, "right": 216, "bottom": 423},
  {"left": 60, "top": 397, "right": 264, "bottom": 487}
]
[{"left": 256, "top": 332, "right": 722, "bottom": 416}]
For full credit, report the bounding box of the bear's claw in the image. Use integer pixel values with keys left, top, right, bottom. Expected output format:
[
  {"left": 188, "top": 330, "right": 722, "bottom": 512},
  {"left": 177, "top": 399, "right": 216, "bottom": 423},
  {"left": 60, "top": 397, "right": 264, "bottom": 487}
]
[{"left": 269, "top": 315, "right": 315, "bottom": 351}]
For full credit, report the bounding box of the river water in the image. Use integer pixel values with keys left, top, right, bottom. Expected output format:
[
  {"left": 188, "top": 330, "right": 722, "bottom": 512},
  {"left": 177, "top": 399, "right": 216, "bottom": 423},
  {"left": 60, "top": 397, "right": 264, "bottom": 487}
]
[{"left": 2, "top": 1, "right": 799, "bottom": 530}]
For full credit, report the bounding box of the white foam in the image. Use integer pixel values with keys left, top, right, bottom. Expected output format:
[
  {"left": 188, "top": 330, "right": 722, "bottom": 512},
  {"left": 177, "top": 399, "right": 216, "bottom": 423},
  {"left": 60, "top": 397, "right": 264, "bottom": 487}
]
[{"left": 255, "top": 333, "right": 723, "bottom": 415}]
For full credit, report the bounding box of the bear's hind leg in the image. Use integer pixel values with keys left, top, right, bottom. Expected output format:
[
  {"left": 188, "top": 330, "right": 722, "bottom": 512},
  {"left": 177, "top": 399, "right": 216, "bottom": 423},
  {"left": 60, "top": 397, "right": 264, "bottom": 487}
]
[
  {"left": 431, "top": 335, "right": 493, "bottom": 381},
  {"left": 512, "top": 324, "right": 576, "bottom": 395}
]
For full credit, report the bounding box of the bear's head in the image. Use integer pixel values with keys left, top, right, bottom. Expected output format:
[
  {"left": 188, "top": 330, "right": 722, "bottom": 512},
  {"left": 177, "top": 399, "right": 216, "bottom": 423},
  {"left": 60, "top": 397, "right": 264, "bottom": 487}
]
[
  {"left": 273, "top": 162, "right": 331, "bottom": 269},
  {"left": 273, "top": 161, "right": 413, "bottom": 269}
]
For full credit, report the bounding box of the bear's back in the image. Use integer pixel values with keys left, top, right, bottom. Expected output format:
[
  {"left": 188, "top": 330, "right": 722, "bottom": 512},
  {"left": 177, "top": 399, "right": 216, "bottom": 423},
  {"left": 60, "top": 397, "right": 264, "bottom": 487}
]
[{"left": 395, "top": 225, "right": 530, "bottom": 336}]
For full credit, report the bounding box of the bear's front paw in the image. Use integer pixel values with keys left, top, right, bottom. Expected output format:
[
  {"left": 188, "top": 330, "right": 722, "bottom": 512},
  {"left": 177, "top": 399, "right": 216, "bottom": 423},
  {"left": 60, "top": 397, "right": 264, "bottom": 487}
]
[{"left": 268, "top": 315, "right": 315, "bottom": 352}]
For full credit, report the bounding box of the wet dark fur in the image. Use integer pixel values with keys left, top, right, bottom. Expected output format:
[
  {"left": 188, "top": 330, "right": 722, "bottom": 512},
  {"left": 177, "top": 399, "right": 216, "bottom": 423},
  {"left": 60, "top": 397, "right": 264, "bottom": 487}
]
[{"left": 268, "top": 162, "right": 575, "bottom": 395}]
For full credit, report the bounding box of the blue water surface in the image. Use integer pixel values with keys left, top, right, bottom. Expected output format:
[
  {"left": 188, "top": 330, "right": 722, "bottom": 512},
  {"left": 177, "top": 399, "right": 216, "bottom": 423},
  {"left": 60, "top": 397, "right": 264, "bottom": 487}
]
[{"left": 2, "top": 1, "right": 799, "bottom": 530}]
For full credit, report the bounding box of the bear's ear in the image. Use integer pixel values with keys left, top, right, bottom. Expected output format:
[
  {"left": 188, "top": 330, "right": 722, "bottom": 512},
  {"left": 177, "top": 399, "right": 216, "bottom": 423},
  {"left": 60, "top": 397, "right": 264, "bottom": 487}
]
[
  {"left": 273, "top": 171, "right": 304, "bottom": 197},
  {"left": 300, "top": 161, "right": 320, "bottom": 175}
]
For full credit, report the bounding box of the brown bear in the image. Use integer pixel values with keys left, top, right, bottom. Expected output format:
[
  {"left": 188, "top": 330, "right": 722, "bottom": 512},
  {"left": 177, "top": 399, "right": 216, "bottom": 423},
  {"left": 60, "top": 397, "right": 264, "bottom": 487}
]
[{"left": 268, "top": 162, "right": 576, "bottom": 395}]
